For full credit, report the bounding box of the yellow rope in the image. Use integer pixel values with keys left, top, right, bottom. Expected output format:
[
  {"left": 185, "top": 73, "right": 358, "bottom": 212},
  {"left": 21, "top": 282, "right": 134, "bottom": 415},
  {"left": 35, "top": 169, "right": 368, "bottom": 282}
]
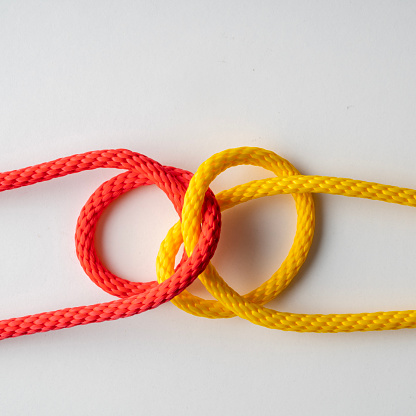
[{"left": 156, "top": 147, "right": 416, "bottom": 332}]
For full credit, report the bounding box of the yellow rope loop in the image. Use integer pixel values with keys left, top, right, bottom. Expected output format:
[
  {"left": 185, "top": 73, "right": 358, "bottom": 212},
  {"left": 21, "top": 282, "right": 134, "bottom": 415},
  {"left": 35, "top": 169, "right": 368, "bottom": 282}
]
[
  {"left": 157, "top": 147, "right": 416, "bottom": 332},
  {"left": 156, "top": 147, "right": 315, "bottom": 319}
]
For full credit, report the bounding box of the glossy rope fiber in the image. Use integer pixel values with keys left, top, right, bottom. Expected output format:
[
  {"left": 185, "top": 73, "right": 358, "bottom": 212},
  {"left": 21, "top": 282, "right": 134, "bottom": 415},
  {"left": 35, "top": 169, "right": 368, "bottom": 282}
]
[
  {"left": 0, "top": 150, "right": 221, "bottom": 340},
  {"left": 156, "top": 147, "right": 416, "bottom": 332}
]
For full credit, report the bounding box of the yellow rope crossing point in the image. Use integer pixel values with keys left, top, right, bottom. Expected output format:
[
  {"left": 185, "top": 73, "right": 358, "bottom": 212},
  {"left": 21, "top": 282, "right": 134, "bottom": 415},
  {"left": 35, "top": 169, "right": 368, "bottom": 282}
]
[{"left": 156, "top": 147, "right": 416, "bottom": 332}]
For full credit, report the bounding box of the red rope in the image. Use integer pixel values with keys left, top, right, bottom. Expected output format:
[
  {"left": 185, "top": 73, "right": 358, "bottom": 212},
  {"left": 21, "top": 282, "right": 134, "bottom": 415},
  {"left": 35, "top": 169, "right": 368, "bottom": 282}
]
[{"left": 0, "top": 150, "right": 221, "bottom": 340}]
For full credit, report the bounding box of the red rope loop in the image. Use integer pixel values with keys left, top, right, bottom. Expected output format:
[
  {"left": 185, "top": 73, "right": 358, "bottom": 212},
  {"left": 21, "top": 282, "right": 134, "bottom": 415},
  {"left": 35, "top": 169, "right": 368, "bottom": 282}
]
[{"left": 0, "top": 150, "right": 221, "bottom": 340}]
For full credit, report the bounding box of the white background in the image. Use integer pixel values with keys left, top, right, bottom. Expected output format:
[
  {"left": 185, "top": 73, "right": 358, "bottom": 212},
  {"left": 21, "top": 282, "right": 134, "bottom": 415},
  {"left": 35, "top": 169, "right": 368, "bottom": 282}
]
[{"left": 1, "top": 1, "right": 416, "bottom": 415}]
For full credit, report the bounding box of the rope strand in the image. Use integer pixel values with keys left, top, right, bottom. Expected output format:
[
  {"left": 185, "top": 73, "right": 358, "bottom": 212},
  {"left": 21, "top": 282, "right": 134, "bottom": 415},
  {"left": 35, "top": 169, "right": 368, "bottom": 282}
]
[
  {"left": 157, "top": 147, "right": 416, "bottom": 332},
  {"left": 0, "top": 150, "right": 221, "bottom": 340},
  {"left": 1, "top": 146, "right": 416, "bottom": 339}
]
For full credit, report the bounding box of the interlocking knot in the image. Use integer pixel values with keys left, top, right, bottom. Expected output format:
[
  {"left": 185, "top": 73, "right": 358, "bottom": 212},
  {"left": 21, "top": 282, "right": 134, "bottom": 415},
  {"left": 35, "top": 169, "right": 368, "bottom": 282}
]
[{"left": 1, "top": 147, "right": 416, "bottom": 340}]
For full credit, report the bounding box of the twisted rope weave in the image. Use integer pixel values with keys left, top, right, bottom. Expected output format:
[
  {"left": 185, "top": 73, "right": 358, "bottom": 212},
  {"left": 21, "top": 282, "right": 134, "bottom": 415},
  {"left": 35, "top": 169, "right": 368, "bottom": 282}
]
[{"left": 1, "top": 146, "right": 416, "bottom": 340}]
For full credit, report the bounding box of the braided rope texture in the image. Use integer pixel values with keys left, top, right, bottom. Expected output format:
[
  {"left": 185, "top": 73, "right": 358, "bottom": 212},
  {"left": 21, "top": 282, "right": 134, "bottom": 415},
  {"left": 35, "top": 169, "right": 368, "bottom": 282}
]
[
  {"left": 1, "top": 146, "right": 416, "bottom": 340},
  {"left": 158, "top": 147, "right": 416, "bottom": 332},
  {"left": 0, "top": 150, "right": 221, "bottom": 340}
]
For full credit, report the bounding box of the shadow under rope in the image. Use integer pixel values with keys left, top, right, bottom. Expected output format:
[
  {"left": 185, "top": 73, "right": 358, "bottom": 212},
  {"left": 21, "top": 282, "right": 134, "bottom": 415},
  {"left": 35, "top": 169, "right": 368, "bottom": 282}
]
[
  {"left": 92, "top": 178, "right": 326, "bottom": 313},
  {"left": 264, "top": 192, "right": 325, "bottom": 311},
  {"left": 186, "top": 190, "right": 325, "bottom": 308}
]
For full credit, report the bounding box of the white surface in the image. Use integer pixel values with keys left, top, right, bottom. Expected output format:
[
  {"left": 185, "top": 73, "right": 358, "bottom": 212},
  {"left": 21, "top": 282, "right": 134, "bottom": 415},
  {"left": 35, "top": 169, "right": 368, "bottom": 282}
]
[{"left": 1, "top": 1, "right": 416, "bottom": 415}]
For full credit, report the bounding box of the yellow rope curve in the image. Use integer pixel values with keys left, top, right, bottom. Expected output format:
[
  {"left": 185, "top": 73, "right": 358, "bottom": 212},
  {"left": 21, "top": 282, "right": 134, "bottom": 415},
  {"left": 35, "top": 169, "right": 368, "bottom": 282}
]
[{"left": 156, "top": 147, "right": 416, "bottom": 332}]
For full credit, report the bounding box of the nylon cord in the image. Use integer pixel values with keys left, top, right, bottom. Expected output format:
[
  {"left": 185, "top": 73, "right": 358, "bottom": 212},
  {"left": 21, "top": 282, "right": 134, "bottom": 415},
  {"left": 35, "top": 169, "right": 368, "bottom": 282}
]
[
  {"left": 158, "top": 147, "right": 416, "bottom": 332},
  {"left": 1, "top": 146, "right": 416, "bottom": 339},
  {"left": 0, "top": 150, "right": 221, "bottom": 340}
]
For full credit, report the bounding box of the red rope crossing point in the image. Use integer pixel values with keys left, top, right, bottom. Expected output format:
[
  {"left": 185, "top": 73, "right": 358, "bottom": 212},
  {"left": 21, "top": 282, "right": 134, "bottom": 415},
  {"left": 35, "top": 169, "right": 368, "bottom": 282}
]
[{"left": 0, "top": 150, "right": 221, "bottom": 340}]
